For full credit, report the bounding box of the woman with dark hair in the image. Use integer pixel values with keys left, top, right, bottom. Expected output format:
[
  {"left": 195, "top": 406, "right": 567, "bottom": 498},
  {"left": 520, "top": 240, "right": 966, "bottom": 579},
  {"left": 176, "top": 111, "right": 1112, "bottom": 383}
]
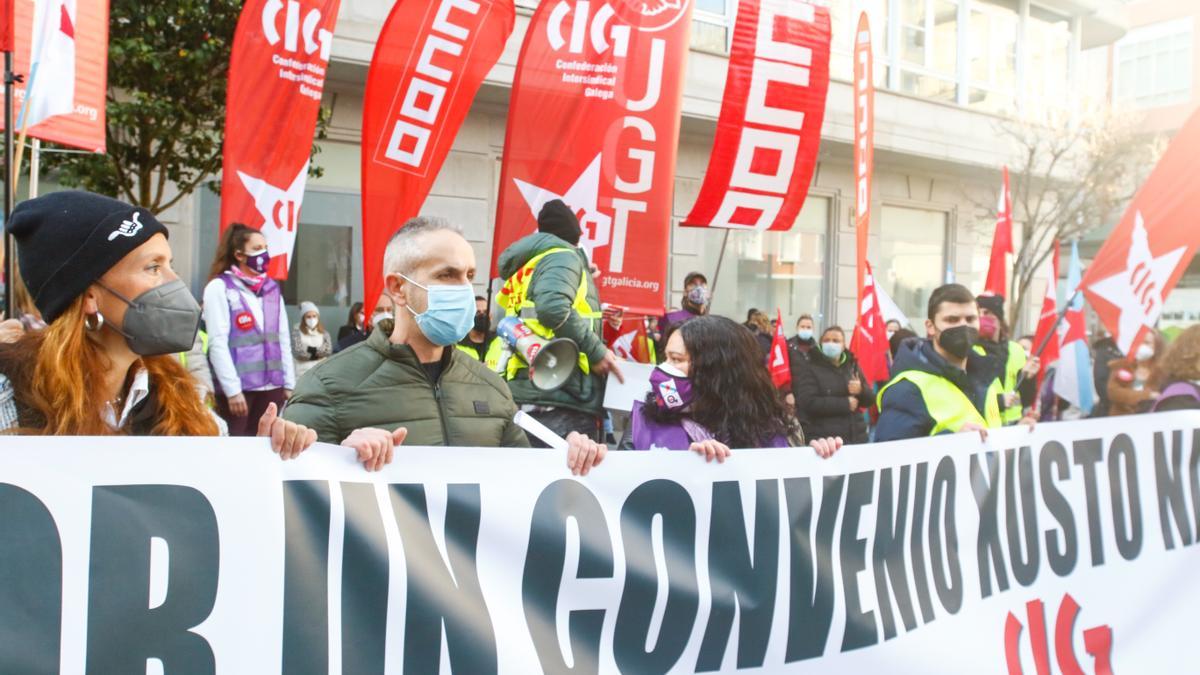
[
  {"left": 0, "top": 191, "right": 317, "bottom": 462},
  {"left": 1106, "top": 329, "right": 1165, "bottom": 415},
  {"left": 337, "top": 301, "right": 366, "bottom": 344},
  {"left": 629, "top": 315, "right": 842, "bottom": 460},
  {"left": 793, "top": 326, "right": 872, "bottom": 444},
  {"left": 1150, "top": 325, "right": 1200, "bottom": 411},
  {"left": 202, "top": 223, "right": 296, "bottom": 435}
]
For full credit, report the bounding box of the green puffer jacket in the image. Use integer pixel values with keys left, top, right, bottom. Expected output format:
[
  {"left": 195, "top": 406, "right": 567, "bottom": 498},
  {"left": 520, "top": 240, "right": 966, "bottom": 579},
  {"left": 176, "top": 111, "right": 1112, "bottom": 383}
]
[
  {"left": 283, "top": 326, "right": 529, "bottom": 447},
  {"left": 497, "top": 232, "right": 607, "bottom": 416}
]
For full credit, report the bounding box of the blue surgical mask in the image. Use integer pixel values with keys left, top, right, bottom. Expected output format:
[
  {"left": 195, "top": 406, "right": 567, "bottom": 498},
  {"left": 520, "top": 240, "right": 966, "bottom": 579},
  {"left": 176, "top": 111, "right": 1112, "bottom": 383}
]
[
  {"left": 797, "top": 329, "right": 814, "bottom": 341},
  {"left": 401, "top": 274, "right": 476, "bottom": 346},
  {"left": 821, "top": 342, "right": 844, "bottom": 360}
]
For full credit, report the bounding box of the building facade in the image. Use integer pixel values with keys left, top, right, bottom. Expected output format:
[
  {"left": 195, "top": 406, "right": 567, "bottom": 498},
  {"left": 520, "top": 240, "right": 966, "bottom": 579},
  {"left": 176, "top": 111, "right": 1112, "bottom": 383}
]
[
  {"left": 168, "top": 0, "right": 1126, "bottom": 336},
  {"left": 1081, "top": 0, "right": 1199, "bottom": 334}
]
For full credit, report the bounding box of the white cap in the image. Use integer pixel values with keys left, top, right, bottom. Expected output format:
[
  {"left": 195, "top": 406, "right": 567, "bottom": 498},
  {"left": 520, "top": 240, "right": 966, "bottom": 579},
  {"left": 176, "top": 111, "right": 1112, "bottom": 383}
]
[{"left": 299, "top": 301, "right": 319, "bottom": 317}]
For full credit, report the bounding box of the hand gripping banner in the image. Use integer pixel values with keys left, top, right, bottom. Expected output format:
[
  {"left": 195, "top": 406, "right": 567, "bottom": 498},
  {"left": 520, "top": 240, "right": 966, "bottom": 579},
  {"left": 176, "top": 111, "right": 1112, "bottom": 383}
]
[
  {"left": 3, "top": 413, "right": 1200, "bottom": 671},
  {"left": 219, "top": 0, "right": 340, "bottom": 279},
  {"left": 681, "top": 0, "right": 830, "bottom": 231},
  {"left": 491, "top": 0, "right": 694, "bottom": 315},
  {"left": 361, "top": 0, "right": 515, "bottom": 312}
]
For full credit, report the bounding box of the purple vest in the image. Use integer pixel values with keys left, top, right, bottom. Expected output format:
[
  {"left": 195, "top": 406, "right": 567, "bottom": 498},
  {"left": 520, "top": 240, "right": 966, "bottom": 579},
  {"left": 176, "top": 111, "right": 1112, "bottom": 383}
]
[
  {"left": 219, "top": 273, "right": 285, "bottom": 391},
  {"left": 630, "top": 401, "right": 789, "bottom": 450}
]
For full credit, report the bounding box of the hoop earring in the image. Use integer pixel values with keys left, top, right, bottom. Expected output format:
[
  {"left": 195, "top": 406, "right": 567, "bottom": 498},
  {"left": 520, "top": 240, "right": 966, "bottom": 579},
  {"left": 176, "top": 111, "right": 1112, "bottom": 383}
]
[{"left": 84, "top": 312, "right": 105, "bottom": 332}]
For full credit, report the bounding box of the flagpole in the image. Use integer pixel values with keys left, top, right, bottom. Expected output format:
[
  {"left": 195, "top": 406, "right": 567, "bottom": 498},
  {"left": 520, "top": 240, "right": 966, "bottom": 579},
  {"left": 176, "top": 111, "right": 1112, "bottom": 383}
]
[
  {"left": 710, "top": 229, "right": 732, "bottom": 294},
  {"left": 2, "top": 50, "right": 14, "bottom": 317},
  {"left": 28, "top": 138, "right": 39, "bottom": 198},
  {"left": 1016, "top": 288, "right": 1082, "bottom": 390}
]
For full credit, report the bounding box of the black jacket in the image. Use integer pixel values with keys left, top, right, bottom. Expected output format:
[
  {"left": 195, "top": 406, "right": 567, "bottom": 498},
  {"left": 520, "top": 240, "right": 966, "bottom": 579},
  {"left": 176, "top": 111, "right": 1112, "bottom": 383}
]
[
  {"left": 1091, "top": 338, "right": 1124, "bottom": 417},
  {"left": 874, "top": 339, "right": 996, "bottom": 442},
  {"left": 793, "top": 348, "right": 872, "bottom": 443}
]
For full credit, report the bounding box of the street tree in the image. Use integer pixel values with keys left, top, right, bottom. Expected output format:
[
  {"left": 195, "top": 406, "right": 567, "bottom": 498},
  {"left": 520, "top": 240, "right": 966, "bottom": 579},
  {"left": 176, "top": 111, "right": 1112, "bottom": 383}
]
[{"left": 43, "top": 0, "right": 327, "bottom": 214}]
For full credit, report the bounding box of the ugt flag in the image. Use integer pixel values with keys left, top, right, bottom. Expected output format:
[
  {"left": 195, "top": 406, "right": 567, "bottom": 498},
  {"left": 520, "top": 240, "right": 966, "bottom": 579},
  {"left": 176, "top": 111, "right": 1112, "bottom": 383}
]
[
  {"left": 20, "top": 0, "right": 75, "bottom": 129},
  {"left": 1082, "top": 108, "right": 1200, "bottom": 355},
  {"left": 492, "top": 0, "right": 694, "bottom": 316}
]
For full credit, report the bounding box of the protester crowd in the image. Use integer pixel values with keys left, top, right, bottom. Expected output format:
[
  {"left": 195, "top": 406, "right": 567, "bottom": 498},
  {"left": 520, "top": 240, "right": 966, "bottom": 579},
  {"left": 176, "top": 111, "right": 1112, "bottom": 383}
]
[{"left": 0, "top": 190, "right": 1195, "bottom": 475}]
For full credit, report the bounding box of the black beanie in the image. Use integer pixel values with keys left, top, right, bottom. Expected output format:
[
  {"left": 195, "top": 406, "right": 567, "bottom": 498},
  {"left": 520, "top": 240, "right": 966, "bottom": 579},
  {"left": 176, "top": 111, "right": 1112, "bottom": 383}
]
[
  {"left": 537, "top": 199, "right": 582, "bottom": 246},
  {"left": 976, "top": 293, "right": 1005, "bottom": 317},
  {"left": 7, "top": 191, "right": 169, "bottom": 323}
]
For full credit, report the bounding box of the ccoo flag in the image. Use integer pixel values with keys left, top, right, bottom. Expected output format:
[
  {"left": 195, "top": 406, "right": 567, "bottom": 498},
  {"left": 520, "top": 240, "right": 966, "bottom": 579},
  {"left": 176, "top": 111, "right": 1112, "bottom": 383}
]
[
  {"left": 682, "top": 0, "right": 831, "bottom": 232},
  {"left": 361, "top": 0, "right": 515, "bottom": 312}
]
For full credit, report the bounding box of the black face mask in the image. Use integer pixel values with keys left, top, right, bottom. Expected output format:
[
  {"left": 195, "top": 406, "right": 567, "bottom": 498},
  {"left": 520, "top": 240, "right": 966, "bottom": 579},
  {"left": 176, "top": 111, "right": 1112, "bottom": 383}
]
[
  {"left": 473, "top": 312, "right": 489, "bottom": 334},
  {"left": 938, "top": 325, "right": 978, "bottom": 361}
]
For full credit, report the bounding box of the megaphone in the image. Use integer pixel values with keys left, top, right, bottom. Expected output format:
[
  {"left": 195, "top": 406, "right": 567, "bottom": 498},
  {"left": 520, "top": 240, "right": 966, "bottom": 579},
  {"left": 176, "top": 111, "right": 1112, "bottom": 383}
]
[{"left": 497, "top": 317, "right": 579, "bottom": 391}]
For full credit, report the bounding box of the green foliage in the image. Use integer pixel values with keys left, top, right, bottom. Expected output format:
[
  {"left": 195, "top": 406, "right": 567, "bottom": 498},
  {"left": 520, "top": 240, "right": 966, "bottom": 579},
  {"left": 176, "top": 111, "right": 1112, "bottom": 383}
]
[{"left": 45, "top": 0, "right": 328, "bottom": 213}]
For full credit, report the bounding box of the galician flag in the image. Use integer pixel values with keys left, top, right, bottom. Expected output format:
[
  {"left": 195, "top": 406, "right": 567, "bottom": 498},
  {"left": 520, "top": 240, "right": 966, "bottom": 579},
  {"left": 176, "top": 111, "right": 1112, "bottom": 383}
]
[
  {"left": 1053, "top": 241, "right": 1096, "bottom": 414},
  {"left": 20, "top": 0, "right": 77, "bottom": 128}
]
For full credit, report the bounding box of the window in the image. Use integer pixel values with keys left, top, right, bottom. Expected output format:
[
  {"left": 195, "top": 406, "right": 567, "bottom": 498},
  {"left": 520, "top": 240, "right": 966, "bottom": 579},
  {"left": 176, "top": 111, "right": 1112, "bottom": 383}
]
[
  {"left": 280, "top": 224, "right": 353, "bottom": 307},
  {"left": 874, "top": 205, "right": 948, "bottom": 327},
  {"left": 692, "top": 0, "right": 731, "bottom": 53},
  {"left": 1115, "top": 18, "right": 1193, "bottom": 109},
  {"left": 196, "top": 189, "right": 362, "bottom": 320},
  {"left": 827, "top": 0, "right": 889, "bottom": 85},
  {"left": 966, "top": 0, "right": 1017, "bottom": 112},
  {"left": 898, "top": 0, "right": 959, "bottom": 102},
  {"left": 1026, "top": 6, "right": 1071, "bottom": 111},
  {"left": 700, "top": 196, "right": 831, "bottom": 326}
]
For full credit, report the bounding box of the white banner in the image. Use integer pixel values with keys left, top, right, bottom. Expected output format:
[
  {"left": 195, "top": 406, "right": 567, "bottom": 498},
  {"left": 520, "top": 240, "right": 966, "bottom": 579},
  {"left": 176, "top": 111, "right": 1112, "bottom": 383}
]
[{"left": 2, "top": 412, "right": 1200, "bottom": 673}]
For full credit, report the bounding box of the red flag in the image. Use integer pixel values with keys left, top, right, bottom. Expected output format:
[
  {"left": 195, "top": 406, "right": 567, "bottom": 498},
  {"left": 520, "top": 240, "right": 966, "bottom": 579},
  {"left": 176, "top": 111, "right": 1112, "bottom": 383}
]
[
  {"left": 0, "top": 0, "right": 13, "bottom": 52},
  {"left": 362, "top": 0, "right": 514, "bottom": 312},
  {"left": 681, "top": 0, "right": 830, "bottom": 231},
  {"left": 604, "top": 310, "right": 655, "bottom": 364},
  {"left": 853, "top": 12, "right": 874, "bottom": 313},
  {"left": 220, "top": 0, "right": 340, "bottom": 279},
  {"left": 491, "top": 1, "right": 693, "bottom": 316},
  {"left": 769, "top": 309, "right": 791, "bottom": 388},
  {"left": 850, "top": 260, "right": 889, "bottom": 387},
  {"left": 1031, "top": 240, "right": 1060, "bottom": 393},
  {"left": 1082, "top": 109, "right": 1200, "bottom": 355},
  {"left": 984, "top": 166, "right": 1014, "bottom": 297},
  {"left": 0, "top": 0, "right": 108, "bottom": 151}
]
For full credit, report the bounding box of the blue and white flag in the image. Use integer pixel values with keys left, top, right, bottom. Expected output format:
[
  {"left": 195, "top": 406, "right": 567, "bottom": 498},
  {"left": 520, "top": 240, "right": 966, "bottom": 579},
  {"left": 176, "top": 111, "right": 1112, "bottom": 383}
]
[
  {"left": 19, "top": 0, "right": 76, "bottom": 129},
  {"left": 1053, "top": 240, "right": 1097, "bottom": 413}
]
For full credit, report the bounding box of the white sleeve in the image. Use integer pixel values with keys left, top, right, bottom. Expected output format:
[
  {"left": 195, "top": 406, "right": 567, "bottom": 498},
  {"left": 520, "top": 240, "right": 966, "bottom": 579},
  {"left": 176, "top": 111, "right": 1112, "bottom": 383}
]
[
  {"left": 278, "top": 297, "right": 296, "bottom": 390},
  {"left": 203, "top": 279, "right": 243, "bottom": 397}
]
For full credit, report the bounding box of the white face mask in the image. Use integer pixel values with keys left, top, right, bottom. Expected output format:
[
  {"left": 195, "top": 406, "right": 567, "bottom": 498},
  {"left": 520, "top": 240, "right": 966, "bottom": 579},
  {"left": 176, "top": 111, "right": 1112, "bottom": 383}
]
[
  {"left": 1135, "top": 344, "right": 1155, "bottom": 362},
  {"left": 304, "top": 317, "right": 319, "bottom": 330}
]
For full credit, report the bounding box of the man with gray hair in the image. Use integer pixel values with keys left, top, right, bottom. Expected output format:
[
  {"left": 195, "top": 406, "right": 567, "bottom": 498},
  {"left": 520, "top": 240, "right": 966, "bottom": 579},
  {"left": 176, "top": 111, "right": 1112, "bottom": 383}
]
[{"left": 284, "top": 216, "right": 608, "bottom": 475}]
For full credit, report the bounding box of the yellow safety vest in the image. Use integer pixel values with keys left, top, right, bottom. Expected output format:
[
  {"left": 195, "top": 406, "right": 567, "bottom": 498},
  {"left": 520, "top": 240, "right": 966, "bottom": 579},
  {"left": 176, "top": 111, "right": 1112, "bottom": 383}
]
[
  {"left": 455, "top": 343, "right": 483, "bottom": 361},
  {"left": 177, "top": 329, "right": 210, "bottom": 368},
  {"left": 973, "top": 341, "right": 1027, "bottom": 424},
  {"left": 879, "top": 369, "right": 1004, "bottom": 435},
  {"left": 490, "top": 247, "right": 602, "bottom": 380}
]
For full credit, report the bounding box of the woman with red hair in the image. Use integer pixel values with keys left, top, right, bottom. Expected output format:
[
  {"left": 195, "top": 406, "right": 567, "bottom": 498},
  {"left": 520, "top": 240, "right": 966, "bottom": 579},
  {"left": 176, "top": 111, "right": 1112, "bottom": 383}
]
[{"left": 0, "top": 191, "right": 324, "bottom": 461}]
